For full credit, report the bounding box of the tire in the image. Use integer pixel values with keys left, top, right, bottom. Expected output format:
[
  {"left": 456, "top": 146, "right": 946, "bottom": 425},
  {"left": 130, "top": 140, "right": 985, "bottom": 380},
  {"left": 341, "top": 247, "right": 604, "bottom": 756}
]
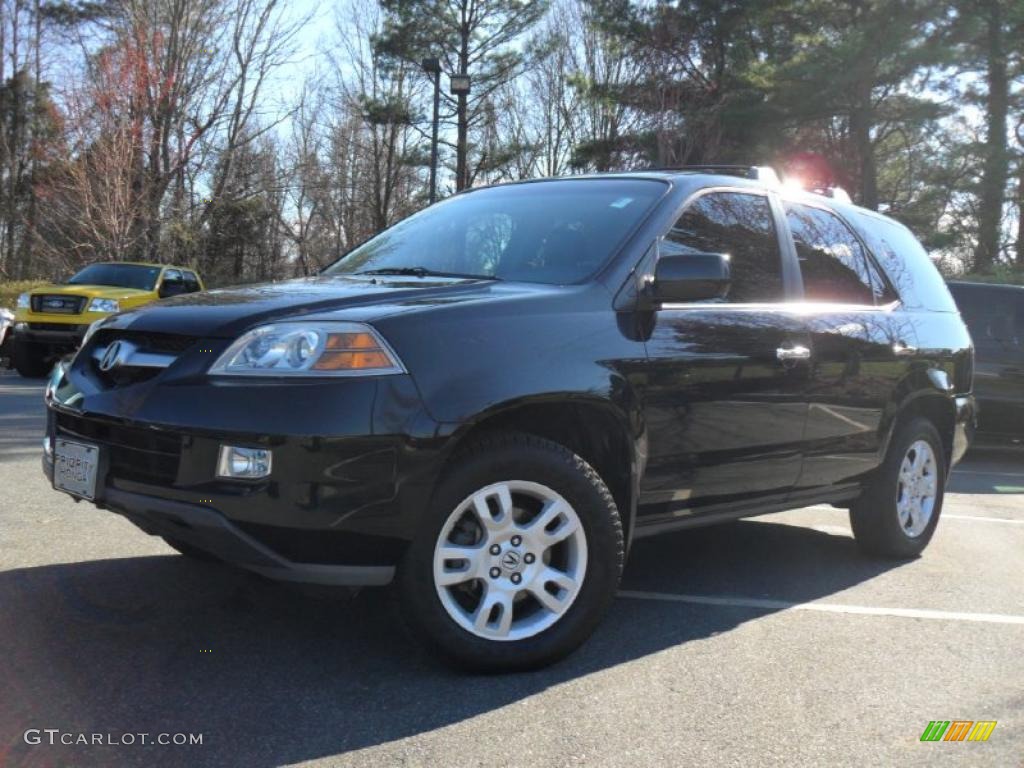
[
  {"left": 850, "top": 417, "right": 945, "bottom": 558},
  {"left": 161, "top": 536, "right": 221, "bottom": 563},
  {"left": 398, "top": 432, "right": 624, "bottom": 672},
  {"left": 12, "top": 340, "right": 51, "bottom": 378}
]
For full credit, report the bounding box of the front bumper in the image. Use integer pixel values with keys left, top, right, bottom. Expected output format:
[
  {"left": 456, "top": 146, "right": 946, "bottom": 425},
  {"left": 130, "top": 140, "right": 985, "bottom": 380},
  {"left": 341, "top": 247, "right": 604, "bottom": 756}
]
[
  {"left": 13, "top": 321, "right": 89, "bottom": 346},
  {"left": 42, "top": 453, "right": 393, "bottom": 585},
  {"left": 45, "top": 356, "right": 446, "bottom": 586}
]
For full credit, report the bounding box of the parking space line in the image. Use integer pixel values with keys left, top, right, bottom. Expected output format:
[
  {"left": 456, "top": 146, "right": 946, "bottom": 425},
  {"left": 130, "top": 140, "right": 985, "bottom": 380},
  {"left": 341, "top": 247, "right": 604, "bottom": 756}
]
[
  {"left": 954, "top": 470, "right": 1024, "bottom": 479},
  {"left": 803, "top": 505, "right": 1022, "bottom": 524},
  {"left": 944, "top": 514, "right": 1024, "bottom": 524},
  {"left": 617, "top": 590, "right": 1024, "bottom": 626}
]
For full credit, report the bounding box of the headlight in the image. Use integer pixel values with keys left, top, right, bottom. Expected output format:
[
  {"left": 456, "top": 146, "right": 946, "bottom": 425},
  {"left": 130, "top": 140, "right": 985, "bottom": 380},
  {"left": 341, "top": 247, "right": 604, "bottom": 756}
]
[
  {"left": 88, "top": 298, "right": 119, "bottom": 313},
  {"left": 17, "top": 293, "right": 30, "bottom": 309},
  {"left": 209, "top": 322, "right": 406, "bottom": 376}
]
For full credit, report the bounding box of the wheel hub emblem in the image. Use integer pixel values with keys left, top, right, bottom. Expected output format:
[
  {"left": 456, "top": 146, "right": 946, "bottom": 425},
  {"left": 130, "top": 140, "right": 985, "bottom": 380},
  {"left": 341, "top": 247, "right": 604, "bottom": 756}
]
[{"left": 500, "top": 550, "right": 521, "bottom": 571}]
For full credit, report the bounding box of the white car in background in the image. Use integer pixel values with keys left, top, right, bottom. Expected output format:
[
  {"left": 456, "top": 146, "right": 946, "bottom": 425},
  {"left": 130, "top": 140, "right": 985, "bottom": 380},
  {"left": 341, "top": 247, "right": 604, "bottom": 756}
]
[{"left": 0, "top": 307, "right": 14, "bottom": 362}]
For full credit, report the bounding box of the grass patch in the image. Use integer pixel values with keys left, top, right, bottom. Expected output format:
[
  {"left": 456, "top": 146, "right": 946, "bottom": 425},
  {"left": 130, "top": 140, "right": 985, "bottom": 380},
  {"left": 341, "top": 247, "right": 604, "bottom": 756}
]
[
  {"left": 0, "top": 280, "right": 48, "bottom": 310},
  {"left": 952, "top": 267, "right": 1024, "bottom": 286}
]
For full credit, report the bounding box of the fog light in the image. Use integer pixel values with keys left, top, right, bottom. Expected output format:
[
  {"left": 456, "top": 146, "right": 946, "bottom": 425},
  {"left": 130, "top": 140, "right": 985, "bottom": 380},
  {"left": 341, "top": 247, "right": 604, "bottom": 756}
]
[{"left": 216, "top": 445, "right": 272, "bottom": 479}]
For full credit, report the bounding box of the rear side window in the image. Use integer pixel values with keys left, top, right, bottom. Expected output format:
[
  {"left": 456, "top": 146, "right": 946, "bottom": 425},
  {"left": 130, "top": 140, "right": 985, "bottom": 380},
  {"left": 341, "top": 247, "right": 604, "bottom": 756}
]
[
  {"left": 847, "top": 213, "right": 958, "bottom": 313},
  {"left": 662, "top": 192, "right": 784, "bottom": 303},
  {"left": 785, "top": 202, "right": 874, "bottom": 304},
  {"left": 183, "top": 271, "right": 201, "bottom": 292}
]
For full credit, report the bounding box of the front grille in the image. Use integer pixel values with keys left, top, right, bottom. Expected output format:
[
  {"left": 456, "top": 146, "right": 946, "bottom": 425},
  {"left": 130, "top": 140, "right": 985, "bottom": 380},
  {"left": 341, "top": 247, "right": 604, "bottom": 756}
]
[
  {"left": 29, "top": 322, "right": 86, "bottom": 333},
  {"left": 56, "top": 412, "right": 182, "bottom": 486},
  {"left": 32, "top": 294, "right": 86, "bottom": 314},
  {"left": 92, "top": 329, "right": 196, "bottom": 355},
  {"left": 88, "top": 329, "right": 196, "bottom": 388}
]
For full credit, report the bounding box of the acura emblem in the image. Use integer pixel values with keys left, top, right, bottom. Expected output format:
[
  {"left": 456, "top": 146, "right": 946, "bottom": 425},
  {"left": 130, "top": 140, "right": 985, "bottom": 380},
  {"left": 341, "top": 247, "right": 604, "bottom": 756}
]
[
  {"left": 98, "top": 340, "right": 130, "bottom": 372},
  {"left": 500, "top": 551, "right": 521, "bottom": 571}
]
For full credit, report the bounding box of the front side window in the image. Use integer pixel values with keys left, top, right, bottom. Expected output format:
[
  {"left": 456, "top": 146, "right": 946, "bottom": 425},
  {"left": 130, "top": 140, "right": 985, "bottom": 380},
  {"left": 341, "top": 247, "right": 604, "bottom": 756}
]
[
  {"left": 67, "top": 263, "right": 162, "bottom": 291},
  {"left": 322, "top": 179, "right": 667, "bottom": 285},
  {"left": 661, "top": 191, "right": 784, "bottom": 303},
  {"left": 785, "top": 202, "right": 874, "bottom": 304}
]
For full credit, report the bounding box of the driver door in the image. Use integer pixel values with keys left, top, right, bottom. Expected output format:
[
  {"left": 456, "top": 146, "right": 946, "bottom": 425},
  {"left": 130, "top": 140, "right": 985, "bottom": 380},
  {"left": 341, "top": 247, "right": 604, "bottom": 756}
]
[{"left": 638, "top": 189, "right": 811, "bottom": 521}]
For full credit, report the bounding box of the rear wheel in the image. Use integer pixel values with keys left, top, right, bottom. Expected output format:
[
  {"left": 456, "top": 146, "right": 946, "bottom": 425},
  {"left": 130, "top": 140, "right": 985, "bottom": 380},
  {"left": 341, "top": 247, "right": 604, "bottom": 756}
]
[
  {"left": 398, "top": 432, "right": 624, "bottom": 671},
  {"left": 850, "top": 417, "right": 945, "bottom": 558},
  {"left": 12, "top": 340, "right": 51, "bottom": 378}
]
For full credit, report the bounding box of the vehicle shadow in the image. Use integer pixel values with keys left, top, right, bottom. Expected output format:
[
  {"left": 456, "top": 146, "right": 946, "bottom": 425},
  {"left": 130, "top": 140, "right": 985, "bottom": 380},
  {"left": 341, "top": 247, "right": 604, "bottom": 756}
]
[{"left": 0, "top": 520, "right": 901, "bottom": 767}]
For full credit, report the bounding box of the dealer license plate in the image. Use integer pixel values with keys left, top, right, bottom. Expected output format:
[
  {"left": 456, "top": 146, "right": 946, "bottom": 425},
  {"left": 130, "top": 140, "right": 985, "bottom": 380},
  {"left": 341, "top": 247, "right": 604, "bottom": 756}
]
[{"left": 53, "top": 438, "right": 100, "bottom": 500}]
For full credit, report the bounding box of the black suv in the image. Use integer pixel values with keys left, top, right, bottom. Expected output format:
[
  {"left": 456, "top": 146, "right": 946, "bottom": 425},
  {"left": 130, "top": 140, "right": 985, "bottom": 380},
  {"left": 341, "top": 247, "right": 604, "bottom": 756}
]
[
  {"left": 947, "top": 281, "right": 1023, "bottom": 447},
  {"left": 44, "top": 169, "right": 975, "bottom": 670}
]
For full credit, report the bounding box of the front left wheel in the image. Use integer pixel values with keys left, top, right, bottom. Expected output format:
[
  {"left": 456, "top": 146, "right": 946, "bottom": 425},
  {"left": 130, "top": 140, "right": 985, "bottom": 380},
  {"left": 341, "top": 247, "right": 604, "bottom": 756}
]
[{"left": 398, "top": 432, "right": 624, "bottom": 671}]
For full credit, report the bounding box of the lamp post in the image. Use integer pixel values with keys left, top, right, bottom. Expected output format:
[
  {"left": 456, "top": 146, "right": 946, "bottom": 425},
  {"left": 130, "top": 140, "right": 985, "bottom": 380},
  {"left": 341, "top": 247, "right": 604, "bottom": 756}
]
[
  {"left": 421, "top": 57, "right": 441, "bottom": 204},
  {"left": 449, "top": 73, "right": 471, "bottom": 191}
]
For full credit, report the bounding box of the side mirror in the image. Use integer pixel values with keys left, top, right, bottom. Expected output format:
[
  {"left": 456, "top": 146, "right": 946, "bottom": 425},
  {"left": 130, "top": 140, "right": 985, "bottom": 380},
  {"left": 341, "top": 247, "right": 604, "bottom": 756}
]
[
  {"left": 649, "top": 252, "right": 731, "bottom": 304},
  {"left": 159, "top": 278, "right": 185, "bottom": 298}
]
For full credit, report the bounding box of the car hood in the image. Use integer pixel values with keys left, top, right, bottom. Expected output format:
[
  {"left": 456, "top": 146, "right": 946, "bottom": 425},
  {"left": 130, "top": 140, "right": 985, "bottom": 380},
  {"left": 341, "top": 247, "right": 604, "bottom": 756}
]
[
  {"left": 31, "top": 284, "right": 153, "bottom": 300},
  {"left": 98, "top": 274, "right": 528, "bottom": 337}
]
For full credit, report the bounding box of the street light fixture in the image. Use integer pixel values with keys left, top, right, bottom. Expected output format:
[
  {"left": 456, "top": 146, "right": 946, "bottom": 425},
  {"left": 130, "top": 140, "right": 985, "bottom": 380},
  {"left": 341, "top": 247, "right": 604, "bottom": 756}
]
[
  {"left": 421, "top": 57, "right": 442, "bottom": 205},
  {"left": 449, "top": 74, "right": 471, "bottom": 190},
  {"left": 449, "top": 74, "right": 471, "bottom": 95}
]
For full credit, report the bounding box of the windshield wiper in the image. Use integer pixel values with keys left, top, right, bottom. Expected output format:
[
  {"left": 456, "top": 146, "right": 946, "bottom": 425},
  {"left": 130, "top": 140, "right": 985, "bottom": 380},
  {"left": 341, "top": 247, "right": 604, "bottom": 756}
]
[{"left": 355, "top": 267, "right": 500, "bottom": 281}]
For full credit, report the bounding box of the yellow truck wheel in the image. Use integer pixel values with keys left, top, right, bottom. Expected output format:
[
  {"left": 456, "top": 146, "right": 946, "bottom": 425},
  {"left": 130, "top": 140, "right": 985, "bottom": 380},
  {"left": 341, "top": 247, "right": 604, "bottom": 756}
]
[{"left": 12, "top": 340, "right": 52, "bottom": 379}]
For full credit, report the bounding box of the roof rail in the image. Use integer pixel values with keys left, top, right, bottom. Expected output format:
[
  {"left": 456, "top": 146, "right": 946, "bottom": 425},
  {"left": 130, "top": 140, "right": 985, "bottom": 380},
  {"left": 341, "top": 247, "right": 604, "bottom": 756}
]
[{"left": 649, "top": 165, "right": 781, "bottom": 184}]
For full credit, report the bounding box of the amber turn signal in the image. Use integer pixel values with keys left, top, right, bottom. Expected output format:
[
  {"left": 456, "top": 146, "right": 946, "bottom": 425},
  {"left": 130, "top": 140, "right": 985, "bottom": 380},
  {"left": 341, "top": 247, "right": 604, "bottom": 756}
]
[{"left": 312, "top": 333, "right": 398, "bottom": 370}]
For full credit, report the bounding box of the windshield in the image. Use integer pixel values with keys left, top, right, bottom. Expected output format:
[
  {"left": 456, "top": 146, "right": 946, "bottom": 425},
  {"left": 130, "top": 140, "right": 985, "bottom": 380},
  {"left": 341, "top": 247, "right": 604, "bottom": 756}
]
[
  {"left": 67, "top": 263, "right": 163, "bottom": 291},
  {"left": 323, "top": 179, "right": 666, "bottom": 285}
]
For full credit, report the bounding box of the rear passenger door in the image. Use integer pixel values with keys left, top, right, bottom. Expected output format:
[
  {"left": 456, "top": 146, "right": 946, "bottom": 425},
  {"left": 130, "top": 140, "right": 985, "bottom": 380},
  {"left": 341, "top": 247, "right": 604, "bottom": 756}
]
[
  {"left": 784, "top": 200, "right": 906, "bottom": 494},
  {"left": 639, "top": 190, "right": 812, "bottom": 520}
]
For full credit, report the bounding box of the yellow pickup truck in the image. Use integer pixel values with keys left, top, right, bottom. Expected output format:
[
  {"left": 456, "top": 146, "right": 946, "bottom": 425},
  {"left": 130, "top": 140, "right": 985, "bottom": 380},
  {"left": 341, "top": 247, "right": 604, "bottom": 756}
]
[{"left": 11, "top": 261, "right": 204, "bottom": 377}]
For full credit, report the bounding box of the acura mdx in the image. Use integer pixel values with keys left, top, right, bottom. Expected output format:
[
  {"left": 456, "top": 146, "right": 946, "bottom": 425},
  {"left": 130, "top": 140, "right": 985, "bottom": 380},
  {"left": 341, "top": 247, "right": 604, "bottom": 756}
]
[{"left": 43, "top": 168, "right": 975, "bottom": 670}]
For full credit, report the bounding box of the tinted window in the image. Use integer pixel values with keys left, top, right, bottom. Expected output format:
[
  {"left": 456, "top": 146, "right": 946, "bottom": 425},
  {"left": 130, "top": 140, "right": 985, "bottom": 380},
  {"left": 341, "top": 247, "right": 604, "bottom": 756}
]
[
  {"left": 322, "top": 180, "right": 666, "bottom": 285},
  {"left": 863, "top": 253, "right": 898, "bottom": 304},
  {"left": 67, "top": 263, "right": 162, "bottom": 291},
  {"left": 183, "top": 271, "right": 201, "bottom": 292},
  {"left": 847, "top": 213, "right": 957, "bottom": 313},
  {"left": 662, "top": 192, "right": 784, "bottom": 303},
  {"left": 949, "top": 284, "right": 1023, "bottom": 352},
  {"left": 786, "top": 203, "right": 874, "bottom": 304}
]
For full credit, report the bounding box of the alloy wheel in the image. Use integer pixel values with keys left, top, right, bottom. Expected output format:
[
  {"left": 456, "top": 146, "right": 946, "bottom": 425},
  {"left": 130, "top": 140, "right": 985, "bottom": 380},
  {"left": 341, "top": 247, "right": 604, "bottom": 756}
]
[
  {"left": 896, "top": 439, "right": 938, "bottom": 538},
  {"left": 432, "top": 480, "right": 588, "bottom": 641}
]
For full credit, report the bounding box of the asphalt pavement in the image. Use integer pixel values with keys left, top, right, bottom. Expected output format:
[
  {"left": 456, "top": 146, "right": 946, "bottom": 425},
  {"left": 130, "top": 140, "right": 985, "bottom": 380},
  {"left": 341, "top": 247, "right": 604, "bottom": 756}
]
[{"left": 0, "top": 371, "right": 1021, "bottom": 767}]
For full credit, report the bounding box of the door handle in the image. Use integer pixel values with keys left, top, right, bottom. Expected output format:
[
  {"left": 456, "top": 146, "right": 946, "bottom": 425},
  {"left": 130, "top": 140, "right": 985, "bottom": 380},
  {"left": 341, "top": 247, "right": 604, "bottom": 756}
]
[{"left": 776, "top": 345, "right": 811, "bottom": 361}]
